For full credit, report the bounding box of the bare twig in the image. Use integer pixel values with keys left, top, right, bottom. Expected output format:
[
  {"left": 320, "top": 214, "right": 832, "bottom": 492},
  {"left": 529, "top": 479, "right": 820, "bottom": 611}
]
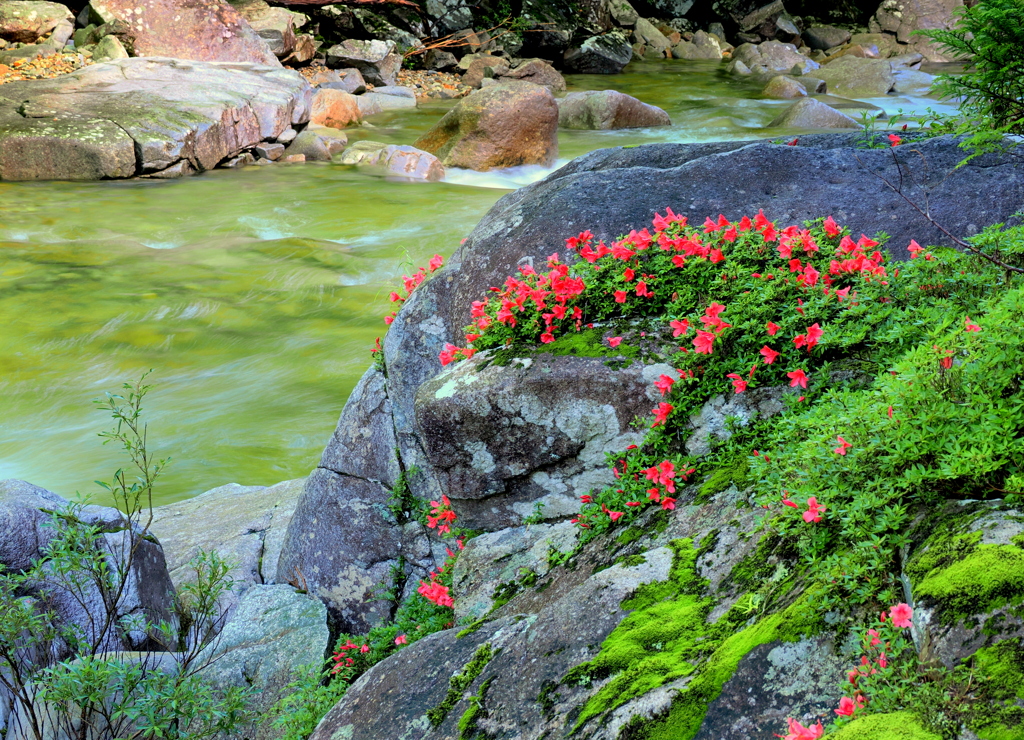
[{"left": 853, "top": 147, "right": 1024, "bottom": 274}]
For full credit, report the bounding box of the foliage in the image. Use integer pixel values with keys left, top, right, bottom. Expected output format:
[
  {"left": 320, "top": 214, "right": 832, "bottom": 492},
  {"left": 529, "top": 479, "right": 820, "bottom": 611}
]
[
  {"left": 0, "top": 377, "right": 249, "bottom": 740},
  {"left": 921, "top": 0, "right": 1024, "bottom": 133}
]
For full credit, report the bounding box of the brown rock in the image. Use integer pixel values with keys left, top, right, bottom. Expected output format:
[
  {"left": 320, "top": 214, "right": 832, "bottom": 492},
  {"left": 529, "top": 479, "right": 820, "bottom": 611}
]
[
  {"left": 497, "top": 58, "right": 565, "bottom": 92},
  {"left": 281, "top": 153, "right": 304, "bottom": 162},
  {"left": 461, "top": 54, "right": 509, "bottom": 88},
  {"left": 767, "top": 97, "right": 860, "bottom": 128},
  {"left": 413, "top": 81, "right": 558, "bottom": 171},
  {"left": 0, "top": 0, "right": 71, "bottom": 44},
  {"left": 557, "top": 89, "right": 671, "bottom": 130},
  {"left": 309, "top": 87, "right": 360, "bottom": 128},
  {"left": 762, "top": 74, "right": 807, "bottom": 99},
  {"left": 86, "top": 0, "right": 280, "bottom": 65}
]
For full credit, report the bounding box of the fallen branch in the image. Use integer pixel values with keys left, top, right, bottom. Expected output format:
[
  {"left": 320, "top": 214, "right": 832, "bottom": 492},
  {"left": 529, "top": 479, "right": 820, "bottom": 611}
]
[{"left": 272, "top": 0, "right": 420, "bottom": 8}]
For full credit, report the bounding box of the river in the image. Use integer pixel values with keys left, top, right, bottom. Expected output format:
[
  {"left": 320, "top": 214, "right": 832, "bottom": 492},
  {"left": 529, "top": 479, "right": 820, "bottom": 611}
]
[{"left": 0, "top": 59, "right": 953, "bottom": 506}]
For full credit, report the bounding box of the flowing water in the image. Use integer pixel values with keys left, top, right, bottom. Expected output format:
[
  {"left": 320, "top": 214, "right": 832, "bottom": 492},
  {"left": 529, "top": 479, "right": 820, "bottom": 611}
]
[{"left": 0, "top": 59, "right": 952, "bottom": 506}]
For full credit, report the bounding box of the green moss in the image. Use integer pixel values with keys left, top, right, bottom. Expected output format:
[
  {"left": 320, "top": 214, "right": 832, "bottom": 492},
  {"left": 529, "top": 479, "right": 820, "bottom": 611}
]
[
  {"left": 968, "top": 638, "right": 1024, "bottom": 739},
  {"left": 829, "top": 711, "right": 942, "bottom": 740},
  {"left": 456, "top": 619, "right": 485, "bottom": 639},
  {"left": 616, "top": 526, "right": 645, "bottom": 546},
  {"left": 697, "top": 456, "right": 751, "bottom": 502},
  {"left": 457, "top": 676, "right": 493, "bottom": 740},
  {"left": 617, "top": 554, "right": 649, "bottom": 568},
  {"left": 426, "top": 642, "right": 495, "bottom": 728},
  {"left": 643, "top": 597, "right": 821, "bottom": 740},
  {"left": 565, "top": 537, "right": 820, "bottom": 735},
  {"left": 907, "top": 530, "right": 982, "bottom": 578},
  {"left": 912, "top": 543, "right": 1024, "bottom": 624},
  {"left": 487, "top": 328, "right": 637, "bottom": 367}
]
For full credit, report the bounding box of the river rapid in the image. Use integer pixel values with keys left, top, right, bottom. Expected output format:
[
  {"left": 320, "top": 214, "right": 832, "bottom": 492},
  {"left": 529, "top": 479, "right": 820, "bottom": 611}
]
[{"left": 0, "top": 59, "right": 953, "bottom": 506}]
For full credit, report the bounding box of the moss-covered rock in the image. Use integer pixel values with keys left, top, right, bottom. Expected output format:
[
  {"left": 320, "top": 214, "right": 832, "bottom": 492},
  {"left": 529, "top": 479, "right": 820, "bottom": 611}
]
[{"left": 828, "top": 711, "right": 942, "bottom": 740}]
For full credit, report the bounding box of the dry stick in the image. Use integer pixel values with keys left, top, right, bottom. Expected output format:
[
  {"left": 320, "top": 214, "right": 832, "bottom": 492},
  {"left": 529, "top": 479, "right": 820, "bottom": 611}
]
[
  {"left": 853, "top": 147, "right": 1024, "bottom": 274},
  {"left": 405, "top": 20, "right": 557, "bottom": 58}
]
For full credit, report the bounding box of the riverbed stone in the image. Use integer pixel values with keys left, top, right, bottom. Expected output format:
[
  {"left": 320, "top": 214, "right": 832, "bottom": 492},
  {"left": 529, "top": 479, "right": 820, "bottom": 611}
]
[
  {"left": 0, "top": 0, "right": 71, "bottom": 43},
  {"left": 803, "top": 25, "right": 850, "bottom": 51},
  {"left": 325, "top": 38, "right": 401, "bottom": 86},
  {"left": 85, "top": 0, "right": 279, "bottom": 65},
  {"left": 198, "top": 585, "right": 329, "bottom": 740},
  {"left": 762, "top": 74, "right": 807, "bottom": 98},
  {"left": 672, "top": 29, "right": 721, "bottom": 60},
  {"left": 733, "top": 39, "right": 819, "bottom": 75},
  {"left": 767, "top": 97, "right": 859, "bottom": 128},
  {"left": 310, "top": 87, "right": 361, "bottom": 128},
  {"left": 340, "top": 142, "right": 444, "bottom": 181},
  {"left": 92, "top": 33, "right": 128, "bottom": 61},
  {"left": 817, "top": 55, "right": 895, "bottom": 97},
  {"left": 892, "top": 68, "right": 935, "bottom": 94},
  {"left": 229, "top": 0, "right": 300, "bottom": 58},
  {"left": 557, "top": 89, "right": 671, "bottom": 129},
  {"left": 356, "top": 86, "right": 417, "bottom": 115},
  {"left": 148, "top": 478, "right": 304, "bottom": 616},
  {"left": 0, "top": 57, "right": 312, "bottom": 181},
  {"left": 633, "top": 17, "right": 670, "bottom": 56},
  {"left": 462, "top": 54, "right": 509, "bottom": 88},
  {"left": 563, "top": 30, "right": 632, "bottom": 74},
  {"left": 871, "top": 0, "right": 963, "bottom": 61},
  {"left": 497, "top": 57, "right": 565, "bottom": 92},
  {"left": 414, "top": 81, "right": 558, "bottom": 171}
]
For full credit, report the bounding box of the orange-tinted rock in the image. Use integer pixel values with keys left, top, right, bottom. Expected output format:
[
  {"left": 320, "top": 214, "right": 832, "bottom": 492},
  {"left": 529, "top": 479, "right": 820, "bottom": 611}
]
[
  {"left": 0, "top": 0, "right": 71, "bottom": 44},
  {"left": 414, "top": 81, "right": 557, "bottom": 171},
  {"left": 309, "top": 87, "right": 360, "bottom": 128}
]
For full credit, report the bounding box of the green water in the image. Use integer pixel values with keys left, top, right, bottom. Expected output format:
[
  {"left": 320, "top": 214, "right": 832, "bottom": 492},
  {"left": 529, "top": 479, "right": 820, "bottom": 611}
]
[{"left": 0, "top": 60, "right": 949, "bottom": 506}]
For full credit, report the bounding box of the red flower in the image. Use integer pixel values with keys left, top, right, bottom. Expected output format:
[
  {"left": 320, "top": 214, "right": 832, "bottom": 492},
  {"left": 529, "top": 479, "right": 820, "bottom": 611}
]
[
  {"left": 787, "top": 138, "right": 798, "bottom": 146},
  {"left": 661, "top": 497, "right": 676, "bottom": 511},
  {"left": 888, "top": 133, "right": 902, "bottom": 146},
  {"left": 395, "top": 634, "right": 408, "bottom": 645},
  {"left": 890, "top": 602, "right": 913, "bottom": 629},
  {"left": 908, "top": 239, "right": 925, "bottom": 259},
  {"left": 833, "top": 436, "right": 853, "bottom": 456},
  {"left": 614, "top": 290, "right": 628, "bottom": 303},
  {"left": 670, "top": 319, "right": 689, "bottom": 337},
  {"left": 608, "top": 336, "right": 623, "bottom": 348},
  {"left": 709, "top": 248, "right": 725, "bottom": 263},
  {"left": 760, "top": 346, "right": 780, "bottom": 365},
  {"left": 651, "top": 402, "right": 674, "bottom": 427},
  {"left": 834, "top": 697, "right": 857, "bottom": 717},
  {"left": 766, "top": 321, "right": 780, "bottom": 336},
  {"left": 540, "top": 331, "right": 555, "bottom": 344},
  {"left": 428, "top": 254, "right": 444, "bottom": 271},
  {"left": 965, "top": 316, "right": 981, "bottom": 332},
  {"left": 608, "top": 510, "right": 624, "bottom": 522},
  {"left": 691, "top": 330, "right": 714, "bottom": 355},
  {"left": 655, "top": 374, "right": 675, "bottom": 395},
  {"left": 823, "top": 216, "right": 840, "bottom": 237},
  {"left": 787, "top": 369, "right": 809, "bottom": 388},
  {"left": 623, "top": 268, "right": 636, "bottom": 282},
  {"left": 802, "top": 496, "right": 826, "bottom": 523},
  {"left": 726, "top": 373, "right": 748, "bottom": 393},
  {"left": 439, "top": 344, "right": 461, "bottom": 366}
]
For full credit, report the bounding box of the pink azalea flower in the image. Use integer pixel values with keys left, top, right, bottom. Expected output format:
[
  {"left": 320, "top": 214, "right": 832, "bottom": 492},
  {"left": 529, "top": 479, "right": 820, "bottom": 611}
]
[
  {"left": 833, "top": 436, "right": 853, "bottom": 456},
  {"left": 890, "top": 603, "right": 913, "bottom": 629}
]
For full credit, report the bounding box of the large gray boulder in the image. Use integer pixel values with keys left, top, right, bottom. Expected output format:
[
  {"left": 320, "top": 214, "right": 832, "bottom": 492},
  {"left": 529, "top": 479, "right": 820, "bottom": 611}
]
[
  {"left": 85, "top": 0, "right": 280, "bottom": 65},
  {"left": 0, "top": 479, "right": 176, "bottom": 655},
  {"left": 148, "top": 478, "right": 304, "bottom": 617},
  {"left": 413, "top": 81, "right": 558, "bottom": 171},
  {"left": 816, "top": 55, "right": 895, "bottom": 97},
  {"left": 415, "top": 352, "right": 664, "bottom": 530},
  {"left": 633, "top": 17, "right": 671, "bottom": 56},
  {"left": 672, "top": 29, "right": 722, "bottom": 60},
  {"left": 558, "top": 90, "right": 671, "bottom": 130},
  {"left": 803, "top": 25, "right": 851, "bottom": 51},
  {"left": 563, "top": 30, "right": 633, "bottom": 74},
  {"left": 0, "top": 57, "right": 312, "bottom": 181},
  {"left": 0, "top": 0, "right": 71, "bottom": 43},
  {"left": 229, "top": 0, "right": 303, "bottom": 58},
  {"left": 199, "top": 585, "right": 330, "bottom": 740},
  {"left": 325, "top": 38, "right": 401, "bottom": 87}
]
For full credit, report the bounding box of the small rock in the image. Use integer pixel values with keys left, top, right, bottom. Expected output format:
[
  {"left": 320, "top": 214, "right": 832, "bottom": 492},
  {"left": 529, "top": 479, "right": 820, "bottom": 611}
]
[
  {"left": 91, "top": 33, "right": 127, "bottom": 62},
  {"left": 305, "top": 123, "right": 348, "bottom": 155},
  {"left": 762, "top": 74, "right": 807, "bottom": 98},
  {"left": 768, "top": 97, "right": 860, "bottom": 128},
  {"left": 147, "top": 160, "right": 196, "bottom": 178},
  {"left": 255, "top": 142, "right": 285, "bottom": 160},
  {"left": 277, "top": 127, "right": 297, "bottom": 143},
  {"left": 892, "top": 68, "right": 934, "bottom": 94},
  {"left": 803, "top": 25, "right": 850, "bottom": 51},
  {"left": 633, "top": 17, "right": 670, "bottom": 56},
  {"left": 221, "top": 152, "right": 255, "bottom": 168},
  {"left": 672, "top": 30, "right": 721, "bottom": 60},
  {"left": 309, "top": 87, "right": 361, "bottom": 129},
  {"left": 281, "top": 153, "right": 305, "bottom": 163},
  {"left": 497, "top": 57, "right": 565, "bottom": 92},
  {"left": 558, "top": 89, "right": 671, "bottom": 129},
  {"left": 325, "top": 38, "right": 401, "bottom": 87},
  {"left": 283, "top": 129, "right": 331, "bottom": 161},
  {"left": 462, "top": 54, "right": 509, "bottom": 88},
  {"left": 307, "top": 67, "right": 342, "bottom": 86},
  {"left": 424, "top": 48, "right": 456, "bottom": 71},
  {"left": 604, "top": 0, "right": 638, "bottom": 26},
  {"left": 283, "top": 33, "right": 316, "bottom": 64},
  {"left": 563, "top": 30, "right": 632, "bottom": 74}
]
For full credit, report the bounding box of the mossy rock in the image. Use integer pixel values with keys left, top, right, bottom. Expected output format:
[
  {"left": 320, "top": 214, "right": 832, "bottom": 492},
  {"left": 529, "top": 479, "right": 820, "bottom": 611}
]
[{"left": 829, "top": 711, "right": 941, "bottom": 740}]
